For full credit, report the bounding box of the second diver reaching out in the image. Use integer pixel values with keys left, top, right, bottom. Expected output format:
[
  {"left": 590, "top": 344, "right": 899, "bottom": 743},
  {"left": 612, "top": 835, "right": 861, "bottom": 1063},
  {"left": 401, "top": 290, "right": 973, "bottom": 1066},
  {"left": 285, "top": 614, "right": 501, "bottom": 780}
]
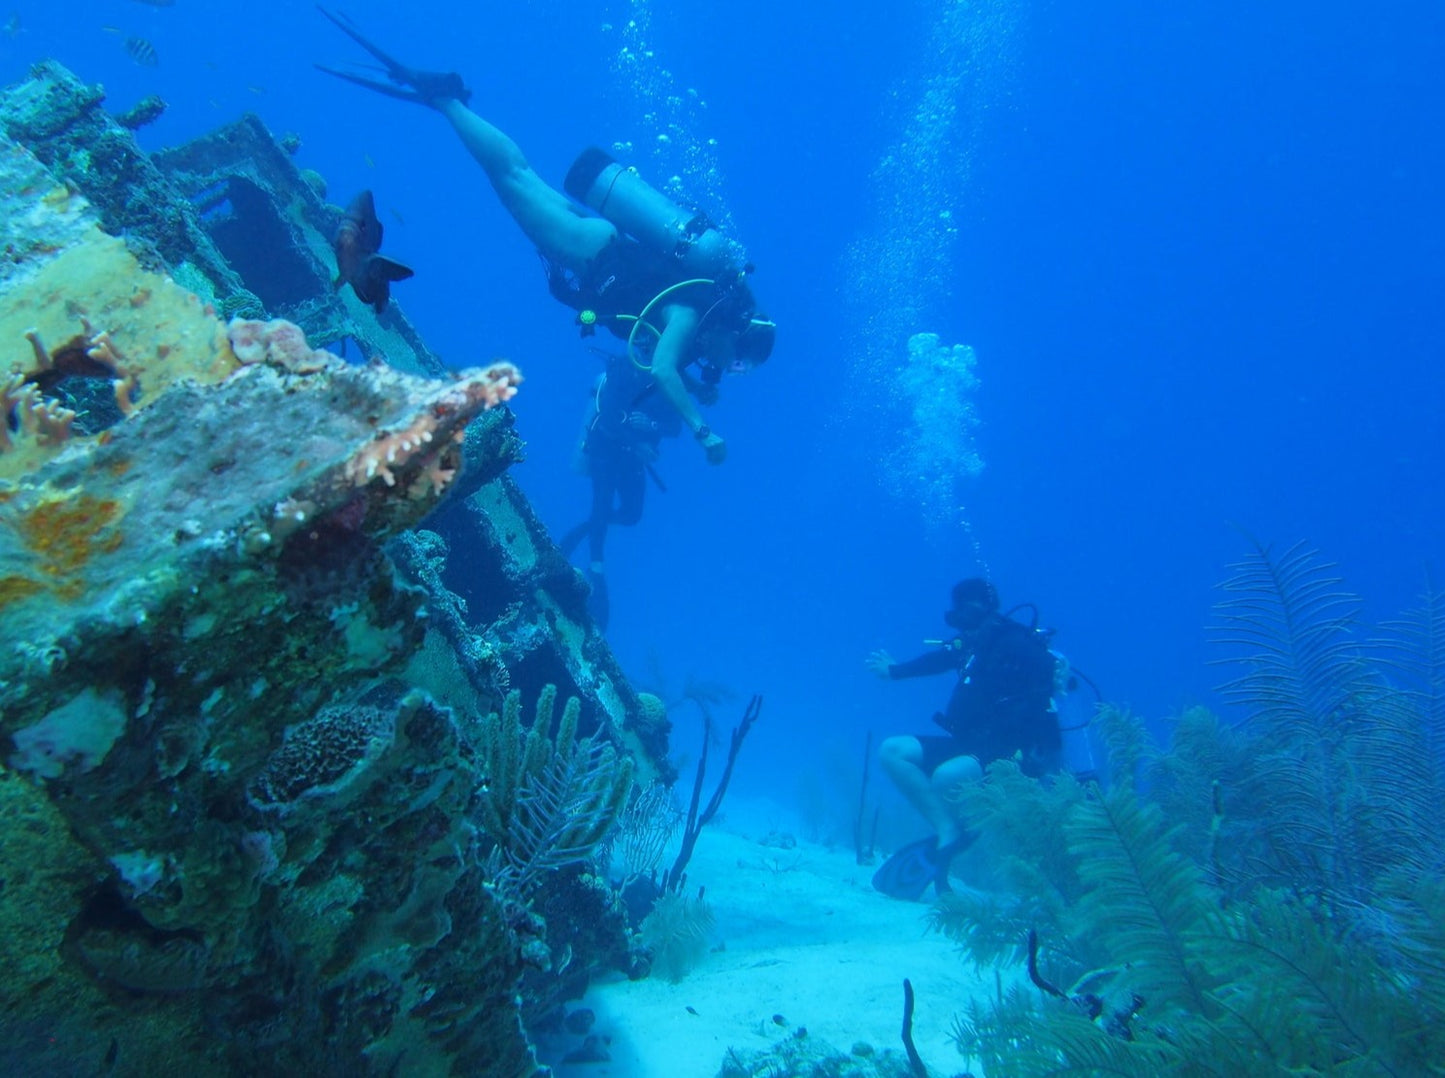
[{"left": 315, "top": 6, "right": 776, "bottom": 465}]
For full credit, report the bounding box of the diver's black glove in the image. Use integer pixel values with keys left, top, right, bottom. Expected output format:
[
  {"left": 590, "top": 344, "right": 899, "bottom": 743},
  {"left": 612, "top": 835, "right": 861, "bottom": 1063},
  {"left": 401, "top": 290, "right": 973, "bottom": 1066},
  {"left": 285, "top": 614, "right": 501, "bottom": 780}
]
[{"left": 316, "top": 6, "right": 471, "bottom": 108}]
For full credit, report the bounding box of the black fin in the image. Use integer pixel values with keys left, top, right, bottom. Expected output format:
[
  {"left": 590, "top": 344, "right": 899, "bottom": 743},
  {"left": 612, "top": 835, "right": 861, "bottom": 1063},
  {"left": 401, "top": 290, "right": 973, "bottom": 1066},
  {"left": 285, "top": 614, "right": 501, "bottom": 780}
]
[{"left": 871, "top": 836, "right": 939, "bottom": 901}]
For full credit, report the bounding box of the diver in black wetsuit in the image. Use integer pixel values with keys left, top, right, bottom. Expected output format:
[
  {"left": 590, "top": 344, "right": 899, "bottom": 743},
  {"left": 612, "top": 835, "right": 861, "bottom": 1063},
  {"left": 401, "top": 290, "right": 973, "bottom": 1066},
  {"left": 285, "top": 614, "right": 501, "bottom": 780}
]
[
  {"left": 556, "top": 354, "right": 701, "bottom": 630},
  {"left": 868, "top": 578, "right": 1062, "bottom": 899},
  {"left": 315, "top": 6, "right": 775, "bottom": 466}
]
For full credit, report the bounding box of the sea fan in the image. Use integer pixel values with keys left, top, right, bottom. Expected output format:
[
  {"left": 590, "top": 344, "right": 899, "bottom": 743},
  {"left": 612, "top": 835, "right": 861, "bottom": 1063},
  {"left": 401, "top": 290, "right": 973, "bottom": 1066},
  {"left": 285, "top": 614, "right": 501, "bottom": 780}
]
[
  {"left": 1374, "top": 574, "right": 1445, "bottom": 765},
  {"left": 1210, "top": 539, "right": 1371, "bottom": 745},
  {"left": 1209, "top": 540, "right": 1436, "bottom": 900},
  {"left": 1066, "top": 784, "right": 1224, "bottom": 1018},
  {"left": 1205, "top": 887, "right": 1439, "bottom": 1074}
]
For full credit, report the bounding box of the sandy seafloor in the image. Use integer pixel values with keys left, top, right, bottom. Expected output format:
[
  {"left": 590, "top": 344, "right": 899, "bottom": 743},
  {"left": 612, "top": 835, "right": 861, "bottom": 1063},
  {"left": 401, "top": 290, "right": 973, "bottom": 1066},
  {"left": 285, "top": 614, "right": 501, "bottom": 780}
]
[{"left": 534, "top": 801, "right": 1015, "bottom": 1077}]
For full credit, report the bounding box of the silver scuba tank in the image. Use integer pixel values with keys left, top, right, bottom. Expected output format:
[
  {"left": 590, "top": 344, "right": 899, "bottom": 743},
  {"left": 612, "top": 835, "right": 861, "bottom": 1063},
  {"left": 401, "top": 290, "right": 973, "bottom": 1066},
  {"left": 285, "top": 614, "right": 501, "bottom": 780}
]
[
  {"left": 1051, "top": 650, "right": 1100, "bottom": 783},
  {"left": 563, "top": 147, "right": 737, "bottom": 279}
]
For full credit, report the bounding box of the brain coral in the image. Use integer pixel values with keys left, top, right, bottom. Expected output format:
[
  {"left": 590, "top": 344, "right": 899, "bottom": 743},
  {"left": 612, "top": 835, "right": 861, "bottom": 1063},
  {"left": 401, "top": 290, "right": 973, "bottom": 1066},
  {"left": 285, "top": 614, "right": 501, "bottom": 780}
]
[{"left": 247, "top": 702, "right": 396, "bottom": 810}]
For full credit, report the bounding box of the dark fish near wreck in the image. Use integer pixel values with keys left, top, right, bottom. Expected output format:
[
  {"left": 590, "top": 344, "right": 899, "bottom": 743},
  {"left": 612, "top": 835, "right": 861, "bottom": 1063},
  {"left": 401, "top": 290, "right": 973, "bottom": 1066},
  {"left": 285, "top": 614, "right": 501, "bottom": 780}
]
[
  {"left": 125, "top": 37, "right": 159, "bottom": 67},
  {"left": 332, "top": 190, "right": 414, "bottom": 313}
]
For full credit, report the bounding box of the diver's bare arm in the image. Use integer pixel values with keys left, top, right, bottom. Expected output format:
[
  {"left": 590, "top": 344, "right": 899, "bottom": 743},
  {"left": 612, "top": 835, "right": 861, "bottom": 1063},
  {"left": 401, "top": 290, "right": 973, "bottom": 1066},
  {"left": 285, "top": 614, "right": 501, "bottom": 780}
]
[{"left": 652, "top": 308, "right": 706, "bottom": 433}]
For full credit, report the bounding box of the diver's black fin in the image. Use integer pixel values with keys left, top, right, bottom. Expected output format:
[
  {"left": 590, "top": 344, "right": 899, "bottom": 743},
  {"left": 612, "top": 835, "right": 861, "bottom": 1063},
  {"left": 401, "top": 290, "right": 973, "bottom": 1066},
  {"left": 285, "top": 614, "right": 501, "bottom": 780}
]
[
  {"left": 313, "top": 63, "right": 425, "bottom": 104},
  {"left": 872, "top": 833, "right": 976, "bottom": 900},
  {"left": 871, "top": 836, "right": 940, "bottom": 901},
  {"left": 316, "top": 4, "right": 408, "bottom": 74},
  {"left": 315, "top": 5, "right": 471, "bottom": 106}
]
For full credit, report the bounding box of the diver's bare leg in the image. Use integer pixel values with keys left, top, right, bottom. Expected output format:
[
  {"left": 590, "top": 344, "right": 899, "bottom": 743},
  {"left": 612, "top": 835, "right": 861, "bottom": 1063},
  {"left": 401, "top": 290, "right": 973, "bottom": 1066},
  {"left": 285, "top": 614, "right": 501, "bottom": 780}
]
[
  {"left": 881, "top": 736, "right": 966, "bottom": 843},
  {"left": 437, "top": 99, "right": 615, "bottom": 267},
  {"left": 928, "top": 754, "right": 981, "bottom": 847}
]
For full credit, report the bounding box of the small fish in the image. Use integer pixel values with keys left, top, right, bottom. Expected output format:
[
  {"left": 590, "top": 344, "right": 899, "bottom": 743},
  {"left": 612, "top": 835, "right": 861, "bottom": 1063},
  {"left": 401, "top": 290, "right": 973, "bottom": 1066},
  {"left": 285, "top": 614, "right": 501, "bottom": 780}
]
[
  {"left": 128, "top": 0, "right": 176, "bottom": 7},
  {"left": 3, "top": 12, "right": 22, "bottom": 39},
  {"left": 125, "top": 37, "right": 159, "bottom": 67},
  {"left": 363, "top": 153, "right": 375, "bottom": 169},
  {"left": 332, "top": 190, "right": 413, "bottom": 314},
  {"left": 247, "top": 84, "right": 266, "bottom": 95}
]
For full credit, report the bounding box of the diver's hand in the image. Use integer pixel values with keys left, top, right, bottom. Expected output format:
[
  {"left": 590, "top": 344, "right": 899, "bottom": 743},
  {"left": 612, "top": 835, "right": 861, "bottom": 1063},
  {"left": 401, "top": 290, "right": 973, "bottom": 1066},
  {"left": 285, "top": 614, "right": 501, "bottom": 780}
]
[
  {"left": 700, "top": 431, "right": 727, "bottom": 465},
  {"left": 866, "top": 650, "right": 895, "bottom": 679}
]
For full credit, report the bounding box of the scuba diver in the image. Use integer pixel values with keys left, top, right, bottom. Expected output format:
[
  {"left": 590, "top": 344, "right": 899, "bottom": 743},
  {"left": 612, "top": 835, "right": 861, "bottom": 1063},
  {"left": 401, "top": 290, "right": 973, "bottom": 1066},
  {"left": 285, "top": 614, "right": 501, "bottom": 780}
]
[
  {"left": 315, "top": 7, "right": 776, "bottom": 466},
  {"left": 866, "top": 578, "right": 1064, "bottom": 901},
  {"left": 555, "top": 352, "right": 709, "bottom": 629}
]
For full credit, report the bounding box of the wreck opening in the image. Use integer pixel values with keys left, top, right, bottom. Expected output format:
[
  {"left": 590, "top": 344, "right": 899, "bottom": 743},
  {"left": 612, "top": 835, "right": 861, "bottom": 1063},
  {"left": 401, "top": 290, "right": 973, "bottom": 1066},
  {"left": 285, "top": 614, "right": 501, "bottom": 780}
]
[
  {"left": 13, "top": 332, "right": 133, "bottom": 435},
  {"left": 190, "top": 176, "right": 318, "bottom": 313}
]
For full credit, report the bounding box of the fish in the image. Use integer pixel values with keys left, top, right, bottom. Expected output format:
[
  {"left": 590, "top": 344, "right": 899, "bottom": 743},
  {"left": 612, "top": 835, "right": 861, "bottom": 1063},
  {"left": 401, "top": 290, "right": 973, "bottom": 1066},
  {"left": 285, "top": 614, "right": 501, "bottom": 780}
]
[
  {"left": 128, "top": 0, "right": 176, "bottom": 7},
  {"left": 332, "top": 190, "right": 413, "bottom": 314},
  {"left": 3, "top": 12, "right": 22, "bottom": 39},
  {"left": 125, "top": 37, "right": 159, "bottom": 67}
]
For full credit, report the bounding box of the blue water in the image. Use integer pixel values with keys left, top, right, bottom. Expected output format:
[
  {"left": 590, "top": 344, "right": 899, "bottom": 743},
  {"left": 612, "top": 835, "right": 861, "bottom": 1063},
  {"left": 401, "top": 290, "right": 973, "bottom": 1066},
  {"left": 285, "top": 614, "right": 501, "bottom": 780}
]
[{"left": 4, "top": 0, "right": 1440, "bottom": 807}]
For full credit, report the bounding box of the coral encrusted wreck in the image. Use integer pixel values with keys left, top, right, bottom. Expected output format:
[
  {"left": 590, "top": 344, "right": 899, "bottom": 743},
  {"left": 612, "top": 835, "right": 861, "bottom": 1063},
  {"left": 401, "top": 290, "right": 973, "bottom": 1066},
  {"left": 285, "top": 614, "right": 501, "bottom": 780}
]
[{"left": 0, "top": 64, "right": 661, "bottom": 1077}]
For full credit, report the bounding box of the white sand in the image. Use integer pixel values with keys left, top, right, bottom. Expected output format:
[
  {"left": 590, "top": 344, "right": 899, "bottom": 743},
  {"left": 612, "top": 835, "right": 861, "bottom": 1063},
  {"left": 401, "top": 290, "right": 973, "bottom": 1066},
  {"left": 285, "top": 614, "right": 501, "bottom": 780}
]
[{"left": 543, "top": 813, "right": 1004, "bottom": 1077}]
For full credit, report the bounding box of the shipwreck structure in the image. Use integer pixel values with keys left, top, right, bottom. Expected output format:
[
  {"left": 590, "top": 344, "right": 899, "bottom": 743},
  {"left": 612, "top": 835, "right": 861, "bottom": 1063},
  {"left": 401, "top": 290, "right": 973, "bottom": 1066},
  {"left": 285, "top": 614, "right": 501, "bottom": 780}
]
[{"left": 0, "top": 63, "right": 669, "bottom": 1076}]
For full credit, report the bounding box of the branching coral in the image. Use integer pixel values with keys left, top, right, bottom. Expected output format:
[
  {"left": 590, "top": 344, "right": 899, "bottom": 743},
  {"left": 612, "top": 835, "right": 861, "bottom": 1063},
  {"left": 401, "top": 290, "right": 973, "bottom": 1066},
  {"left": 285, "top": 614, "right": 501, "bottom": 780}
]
[
  {"left": 1, "top": 324, "right": 141, "bottom": 472},
  {"left": 477, "top": 685, "right": 633, "bottom": 901},
  {"left": 342, "top": 360, "right": 522, "bottom": 499},
  {"left": 1, "top": 371, "right": 77, "bottom": 451}
]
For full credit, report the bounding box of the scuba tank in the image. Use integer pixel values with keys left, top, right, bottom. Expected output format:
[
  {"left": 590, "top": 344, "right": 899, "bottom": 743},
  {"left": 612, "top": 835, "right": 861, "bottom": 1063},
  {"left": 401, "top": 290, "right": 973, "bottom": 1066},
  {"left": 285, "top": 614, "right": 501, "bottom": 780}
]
[
  {"left": 564, "top": 147, "right": 738, "bottom": 279},
  {"left": 1051, "top": 650, "right": 1102, "bottom": 784}
]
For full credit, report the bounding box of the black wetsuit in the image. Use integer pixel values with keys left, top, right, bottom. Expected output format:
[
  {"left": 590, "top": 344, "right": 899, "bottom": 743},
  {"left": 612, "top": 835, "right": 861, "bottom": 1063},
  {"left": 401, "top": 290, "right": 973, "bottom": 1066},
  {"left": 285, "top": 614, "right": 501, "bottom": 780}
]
[
  {"left": 547, "top": 233, "right": 759, "bottom": 353},
  {"left": 546, "top": 235, "right": 684, "bottom": 339},
  {"left": 889, "top": 614, "right": 1061, "bottom": 777},
  {"left": 558, "top": 356, "right": 680, "bottom": 628}
]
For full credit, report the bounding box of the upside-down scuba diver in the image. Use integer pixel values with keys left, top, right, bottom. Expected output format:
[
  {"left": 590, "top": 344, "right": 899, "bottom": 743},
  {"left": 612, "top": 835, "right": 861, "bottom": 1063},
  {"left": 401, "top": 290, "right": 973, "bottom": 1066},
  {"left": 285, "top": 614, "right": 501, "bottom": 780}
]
[{"left": 314, "top": 5, "right": 776, "bottom": 470}]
